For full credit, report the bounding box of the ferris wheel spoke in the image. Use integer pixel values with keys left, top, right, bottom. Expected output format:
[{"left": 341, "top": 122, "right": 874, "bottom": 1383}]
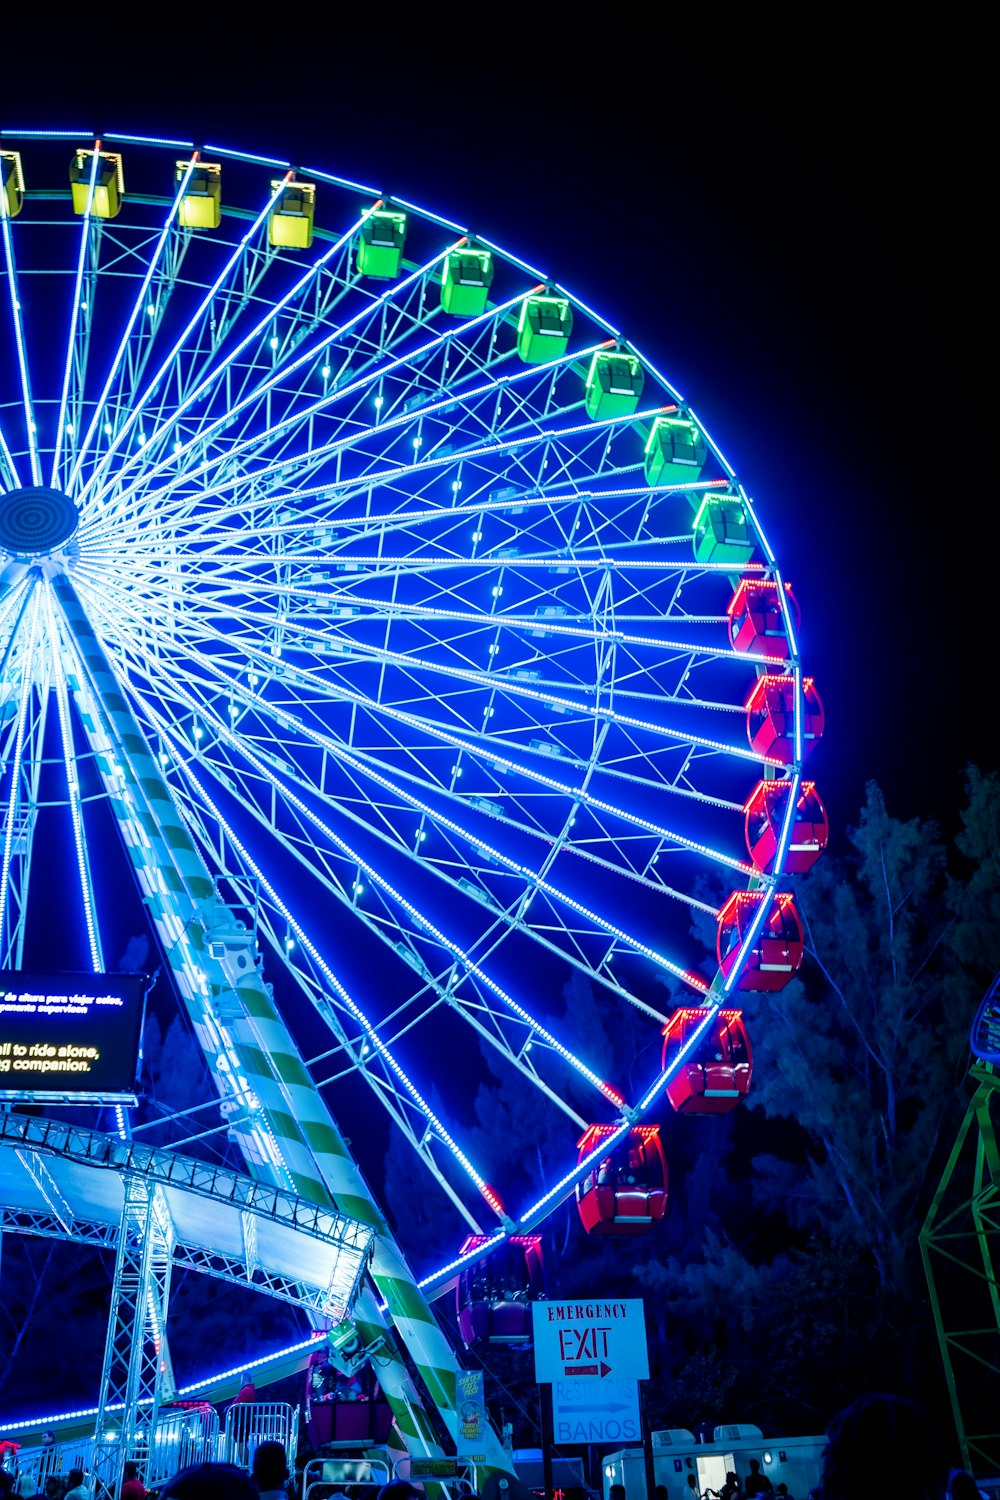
[
  {"left": 97, "top": 231, "right": 462, "bottom": 514},
  {"left": 0, "top": 574, "right": 32, "bottom": 643},
  {"left": 77, "top": 558, "right": 750, "bottom": 756},
  {"left": 118, "top": 581, "right": 740, "bottom": 715},
  {"left": 43, "top": 585, "right": 104, "bottom": 970},
  {"left": 67, "top": 159, "right": 199, "bottom": 491},
  {"left": 0, "top": 584, "right": 41, "bottom": 947},
  {"left": 95, "top": 473, "right": 701, "bottom": 648},
  {"left": 165, "top": 542, "right": 748, "bottom": 578},
  {"left": 117, "top": 303, "right": 615, "bottom": 532},
  {"left": 101, "top": 614, "right": 714, "bottom": 1016},
  {"left": 0, "top": 432, "right": 18, "bottom": 493},
  {"left": 77, "top": 559, "right": 758, "bottom": 891},
  {"left": 97, "top": 221, "right": 375, "bottom": 501},
  {"left": 76, "top": 173, "right": 300, "bottom": 511},
  {"left": 162, "top": 748, "right": 518, "bottom": 1226},
  {"left": 140, "top": 574, "right": 767, "bottom": 683},
  {"left": 50, "top": 141, "right": 104, "bottom": 487},
  {"left": 0, "top": 406, "right": 19, "bottom": 491},
  {"left": 79, "top": 567, "right": 758, "bottom": 878},
  {"left": 179, "top": 774, "right": 587, "bottom": 1242},
  {"left": 185, "top": 731, "right": 633, "bottom": 1113},
  {"left": 173, "top": 792, "right": 498, "bottom": 1233},
  {"left": 269, "top": 385, "right": 654, "bottom": 512},
  {"left": 154, "top": 354, "right": 611, "bottom": 543},
  {"left": 1, "top": 210, "right": 41, "bottom": 485},
  {"left": 106, "top": 630, "right": 651, "bottom": 1108},
  {"left": 128, "top": 478, "right": 715, "bottom": 553},
  {"left": 104, "top": 299, "right": 602, "bottom": 531}
]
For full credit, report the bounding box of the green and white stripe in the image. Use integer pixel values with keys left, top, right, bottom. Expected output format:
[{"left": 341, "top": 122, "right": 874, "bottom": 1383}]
[{"left": 52, "top": 574, "right": 508, "bottom": 1471}]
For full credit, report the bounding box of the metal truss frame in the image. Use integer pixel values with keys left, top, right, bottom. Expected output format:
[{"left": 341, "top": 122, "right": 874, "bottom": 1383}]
[
  {"left": 91, "top": 1173, "right": 174, "bottom": 1494},
  {"left": 920, "top": 1062, "right": 1000, "bottom": 1475},
  {"left": 0, "top": 1112, "right": 376, "bottom": 1274}
]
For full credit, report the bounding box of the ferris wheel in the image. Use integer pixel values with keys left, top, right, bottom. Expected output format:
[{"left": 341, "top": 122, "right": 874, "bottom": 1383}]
[{"left": 0, "top": 132, "right": 826, "bottom": 1451}]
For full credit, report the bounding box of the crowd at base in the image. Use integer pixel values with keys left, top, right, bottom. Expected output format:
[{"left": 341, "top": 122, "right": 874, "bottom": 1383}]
[
  {"left": 1, "top": 1394, "right": 996, "bottom": 1500},
  {"left": 0, "top": 1445, "right": 446, "bottom": 1500},
  {"left": 0, "top": 1434, "right": 461, "bottom": 1500}
]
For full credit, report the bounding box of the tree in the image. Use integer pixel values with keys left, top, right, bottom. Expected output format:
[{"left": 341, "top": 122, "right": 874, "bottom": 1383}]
[
  {"left": 630, "top": 781, "right": 987, "bottom": 1429},
  {"left": 950, "top": 765, "right": 1000, "bottom": 991},
  {"left": 744, "top": 782, "right": 970, "bottom": 1295}
]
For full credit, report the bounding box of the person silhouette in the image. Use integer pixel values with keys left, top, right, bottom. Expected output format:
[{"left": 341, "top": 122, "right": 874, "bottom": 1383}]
[
  {"left": 745, "top": 1459, "right": 773, "bottom": 1496},
  {"left": 819, "top": 1393, "right": 950, "bottom": 1500}
]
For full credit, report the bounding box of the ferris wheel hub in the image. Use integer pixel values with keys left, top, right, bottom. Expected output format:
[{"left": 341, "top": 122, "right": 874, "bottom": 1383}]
[{"left": 0, "top": 486, "right": 79, "bottom": 558}]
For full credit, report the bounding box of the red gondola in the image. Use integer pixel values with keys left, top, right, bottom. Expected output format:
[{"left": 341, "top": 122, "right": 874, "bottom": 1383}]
[
  {"left": 746, "top": 675, "right": 825, "bottom": 763},
  {"left": 727, "top": 578, "right": 801, "bottom": 660},
  {"left": 661, "top": 1007, "right": 752, "bottom": 1114},
  {"left": 304, "top": 1350, "right": 393, "bottom": 1448},
  {"left": 575, "top": 1124, "right": 667, "bottom": 1236},
  {"left": 456, "top": 1234, "right": 543, "bottom": 1350},
  {"left": 744, "top": 779, "right": 829, "bottom": 874},
  {"left": 716, "top": 890, "right": 804, "bottom": 991}
]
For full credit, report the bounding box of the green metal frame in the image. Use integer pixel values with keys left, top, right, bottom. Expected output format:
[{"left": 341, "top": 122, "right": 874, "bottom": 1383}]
[{"left": 920, "top": 1061, "right": 1000, "bottom": 1475}]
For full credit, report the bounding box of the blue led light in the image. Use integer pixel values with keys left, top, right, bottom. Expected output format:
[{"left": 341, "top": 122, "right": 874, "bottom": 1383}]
[{"left": 0, "top": 135, "right": 818, "bottom": 1418}]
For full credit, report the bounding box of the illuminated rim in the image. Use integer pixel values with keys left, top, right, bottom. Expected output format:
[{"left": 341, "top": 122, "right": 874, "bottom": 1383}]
[{"left": 0, "top": 131, "right": 809, "bottom": 1387}]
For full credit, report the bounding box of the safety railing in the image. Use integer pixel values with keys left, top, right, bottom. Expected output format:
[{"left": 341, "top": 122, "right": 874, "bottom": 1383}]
[
  {"left": 145, "top": 1404, "right": 221, "bottom": 1486},
  {"left": 4, "top": 1402, "right": 299, "bottom": 1494},
  {"left": 3, "top": 1438, "right": 95, "bottom": 1496},
  {"left": 304, "top": 1456, "right": 390, "bottom": 1500},
  {"left": 221, "top": 1401, "right": 298, "bottom": 1469}
]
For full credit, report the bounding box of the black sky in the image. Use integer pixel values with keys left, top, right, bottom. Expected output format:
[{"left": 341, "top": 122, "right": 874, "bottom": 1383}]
[{"left": 3, "top": 17, "right": 986, "bottom": 847}]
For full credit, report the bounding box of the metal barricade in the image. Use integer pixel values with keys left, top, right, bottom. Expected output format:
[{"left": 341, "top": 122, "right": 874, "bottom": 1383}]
[
  {"left": 222, "top": 1401, "right": 298, "bottom": 1470},
  {"left": 146, "top": 1404, "right": 221, "bottom": 1487},
  {"left": 304, "top": 1456, "right": 390, "bottom": 1500},
  {"left": 9, "top": 1437, "right": 95, "bottom": 1497}
]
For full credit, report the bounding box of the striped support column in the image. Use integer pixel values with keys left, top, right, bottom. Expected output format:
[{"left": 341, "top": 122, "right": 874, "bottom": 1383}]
[
  {"left": 52, "top": 576, "right": 495, "bottom": 1466},
  {"left": 232, "top": 979, "right": 508, "bottom": 1459}
]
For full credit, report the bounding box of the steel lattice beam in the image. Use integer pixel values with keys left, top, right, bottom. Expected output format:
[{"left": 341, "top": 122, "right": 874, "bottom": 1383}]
[
  {"left": 0, "top": 1112, "right": 374, "bottom": 1269},
  {"left": 920, "top": 1063, "right": 1000, "bottom": 1475},
  {"left": 92, "top": 1175, "right": 174, "bottom": 1495}
]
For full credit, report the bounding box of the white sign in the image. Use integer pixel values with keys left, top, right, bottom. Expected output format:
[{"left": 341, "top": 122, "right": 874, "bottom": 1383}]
[
  {"left": 532, "top": 1298, "right": 649, "bottom": 1382},
  {"left": 552, "top": 1375, "right": 641, "bottom": 1445}
]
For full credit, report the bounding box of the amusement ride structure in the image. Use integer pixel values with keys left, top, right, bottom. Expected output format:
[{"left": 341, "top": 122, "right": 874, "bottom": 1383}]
[
  {"left": 0, "top": 130, "right": 827, "bottom": 1492},
  {"left": 922, "top": 974, "right": 1000, "bottom": 1475}
]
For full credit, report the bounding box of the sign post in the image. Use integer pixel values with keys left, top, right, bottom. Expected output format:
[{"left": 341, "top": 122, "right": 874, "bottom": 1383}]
[
  {"left": 532, "top": 1299, "right": 650, "bottom": 1495},
  {"left": 639, "top": 1380, "right": 656, "bottom": 1499},
  {"left": 540, "top": 1379, "right": 554, "bottom": 1500}
]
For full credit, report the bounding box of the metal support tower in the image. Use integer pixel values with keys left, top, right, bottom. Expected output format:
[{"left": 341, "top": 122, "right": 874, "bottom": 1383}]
[
  {"left": 920, "top": 1060, "right": 1000, "bottom": 1475},
  {"left": 48, "top": 571, "right": 511, "bottom": 1475},
  {"left": 92, "top": 1174, "right": 176, "bottom": 1495}
]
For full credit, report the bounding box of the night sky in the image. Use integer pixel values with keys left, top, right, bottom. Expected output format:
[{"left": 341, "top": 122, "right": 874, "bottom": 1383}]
[{"left": 4, "top": 23, "right": 980, "bottom": 850}]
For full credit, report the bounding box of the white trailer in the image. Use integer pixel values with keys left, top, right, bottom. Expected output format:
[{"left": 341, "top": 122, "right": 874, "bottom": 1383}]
[{"left": 602, "top": 1424, "right": 825, "bottom": 1499}]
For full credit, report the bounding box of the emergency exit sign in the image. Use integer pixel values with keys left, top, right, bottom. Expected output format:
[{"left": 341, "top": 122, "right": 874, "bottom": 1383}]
[{"left": 532, "top": 1298, "right": 649, "bottom": 1382}]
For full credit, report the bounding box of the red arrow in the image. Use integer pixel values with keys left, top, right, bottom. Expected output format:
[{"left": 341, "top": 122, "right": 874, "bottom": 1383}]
[{"left": 563, "top": 1360, "right": 612, "bottom": 1378}]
